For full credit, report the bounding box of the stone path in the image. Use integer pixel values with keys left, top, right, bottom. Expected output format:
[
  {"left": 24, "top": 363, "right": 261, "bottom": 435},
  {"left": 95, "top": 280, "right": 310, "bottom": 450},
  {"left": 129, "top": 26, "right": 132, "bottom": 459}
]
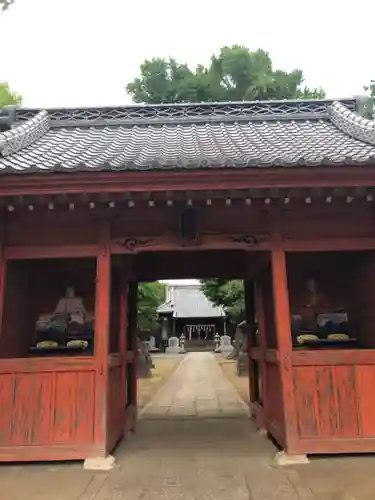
[
  {"left": 3, "top": 352, "right": 375, "bottom": 499},
  {"left": 141, "top": 352, "right": 248, "bottom": 419}
]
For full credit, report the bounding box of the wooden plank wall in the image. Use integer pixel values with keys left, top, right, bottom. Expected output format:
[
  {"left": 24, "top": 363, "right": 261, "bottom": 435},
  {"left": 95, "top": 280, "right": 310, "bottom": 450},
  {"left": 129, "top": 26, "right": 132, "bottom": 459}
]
[
  {"left": 293, "top": 362, "right": 375, "bottom": 440},
  {"left": 0, "top": 360, "right": 96, "bottom": 448}
]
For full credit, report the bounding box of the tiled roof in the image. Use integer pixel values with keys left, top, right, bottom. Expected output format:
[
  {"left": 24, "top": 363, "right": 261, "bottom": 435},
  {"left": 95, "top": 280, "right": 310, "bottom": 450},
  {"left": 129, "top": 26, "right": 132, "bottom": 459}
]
[
  {"left": 1, "top": 98, "right": 375, "bottom": 173},
  {"left": 157, "top": 284, "right": 225, "bottom": 319}
]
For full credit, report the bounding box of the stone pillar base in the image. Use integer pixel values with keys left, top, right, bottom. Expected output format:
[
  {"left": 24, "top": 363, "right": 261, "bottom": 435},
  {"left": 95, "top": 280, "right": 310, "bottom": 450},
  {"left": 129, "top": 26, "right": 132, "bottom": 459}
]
[
  {"left": 166, "top": 347, "right": 186, "bottom": 354},
  {"left": 274, "top": 451, "right": 310, "bottom": 466},
  {"left": 83, "top": 455, "right": 116, "bottom": 471}
]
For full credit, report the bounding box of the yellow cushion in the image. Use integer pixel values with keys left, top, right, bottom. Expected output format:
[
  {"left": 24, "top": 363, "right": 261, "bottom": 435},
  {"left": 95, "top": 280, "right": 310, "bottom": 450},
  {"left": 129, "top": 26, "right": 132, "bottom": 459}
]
[
  {"left": 67, "top": 340, "right": 88, "bottom": 349},
  {"left": 36, "top": 340, "right": 58, "bottom": 349},
  {"left": 296, "top": 334, "right": 319, "bottom": 344},
  {"left": 327, "top": 333, "right": 349, "bottom": 341}
]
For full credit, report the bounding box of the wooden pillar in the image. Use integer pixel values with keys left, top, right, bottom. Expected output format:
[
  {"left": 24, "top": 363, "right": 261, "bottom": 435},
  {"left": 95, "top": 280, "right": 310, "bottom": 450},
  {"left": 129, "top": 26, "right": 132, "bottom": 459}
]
[
  {"left": 0, "top": 245, "right": 6, "bottom": 342},
  {"left": 119, "top": 261, "right": 129, "bottom": 416},
  {"left": 93, "top": 225, "right": 111, "bottom": 457},
  {"left": 126, "top": 280, "right": 138, "bottom": 430},
  {"left": 0, "top": 217, "right": 6, "bottom": 342},
  {"left": 271, "top": 240, "right": 298, "bottom": 452},
  {"left": 254, "top": 276, "right": 268, "bottom": 423},
  {"left": 244, "top": 278, "right": 257, "bottom": 404}
]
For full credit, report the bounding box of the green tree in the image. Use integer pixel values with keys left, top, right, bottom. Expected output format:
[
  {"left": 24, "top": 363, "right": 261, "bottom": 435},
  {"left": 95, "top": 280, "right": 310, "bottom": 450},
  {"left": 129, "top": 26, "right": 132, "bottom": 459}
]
[
  {"left": 0, "top": 0, "right": 14, "bottom": 11},
  {"left": 363, "top": 80, "right": 375, "bottom": 118},
  {"left": 0, "top": 82, "right": 22, "bottom": 107},
  {"left": 137, "top": 282, "right": 166, "bottom": 332},
  {"left": 126, "top": 46, "right": 325, "bottom": 104},
  {"left": 201, "top": 279, "right": 245, "bottom": 326}
]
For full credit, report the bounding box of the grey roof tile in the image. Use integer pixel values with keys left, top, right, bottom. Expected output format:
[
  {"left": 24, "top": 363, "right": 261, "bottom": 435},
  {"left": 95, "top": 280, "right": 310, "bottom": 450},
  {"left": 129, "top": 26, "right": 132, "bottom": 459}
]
[
  {"left": 157, "top": 284, "right": 224, "bottom": 319},
  {"left": 1, "top": 98, "right": 375, "bottom": 173}
]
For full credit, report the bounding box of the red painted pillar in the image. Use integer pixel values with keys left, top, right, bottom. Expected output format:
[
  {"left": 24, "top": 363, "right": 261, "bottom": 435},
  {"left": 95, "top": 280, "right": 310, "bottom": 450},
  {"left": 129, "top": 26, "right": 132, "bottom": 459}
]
[
  {"left": 244, "top": 278, "right": 256, "bottom": 404},
  {"left": 254, "top": 276, "right": 268, "bottom": 426},
  {"left": 271, "top": 240, "right": 298, "bottom": 452},
  {"left": 93, "top": 226, "right": 111, "bottom": 457},
  {"left": 126, "top": 280, "right": 138, "bottom": 431},
  {"left": 0, "top": 245, "right": 6, "bottom": 343},
  {"left": 119, "top": 264, "right": 128, "bottom": 418}
]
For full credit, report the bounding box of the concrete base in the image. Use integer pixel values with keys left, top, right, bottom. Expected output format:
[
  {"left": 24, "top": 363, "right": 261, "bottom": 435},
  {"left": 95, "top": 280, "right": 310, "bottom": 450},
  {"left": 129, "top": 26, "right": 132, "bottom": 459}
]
[
  {"left": 214, "top": 346, "right": 234, "bottom": 354},
  {"left": 83, "top": 455, "right": 116, "bottom": 471},
  {"left": 274, "top": 451, "right": 310, "bottom": 466},
  {"left": 166, "top": 347, "right": 186, "bottom": 354}
]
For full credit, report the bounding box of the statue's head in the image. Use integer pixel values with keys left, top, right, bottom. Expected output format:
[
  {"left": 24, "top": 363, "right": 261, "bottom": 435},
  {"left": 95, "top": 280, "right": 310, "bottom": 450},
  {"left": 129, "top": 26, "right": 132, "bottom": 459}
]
[
  {"left": 307, "top": 278, "right": 317, "bottom": 293},
  {"left": 65, "top": 286, "right": 75, "bottom": 298}
]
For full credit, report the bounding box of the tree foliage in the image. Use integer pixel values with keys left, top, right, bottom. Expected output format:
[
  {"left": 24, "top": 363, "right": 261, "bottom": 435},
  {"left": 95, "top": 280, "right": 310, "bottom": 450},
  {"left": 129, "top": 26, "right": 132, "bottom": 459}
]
[
  {"left": 137, "top": 282, "right": 166, "bottom": 332},
  {"left": 126, "top": 46, "right": 325, "bottom": 104},
  {"left": 0, "top": 0, "right": 14, "bottom": 11},
  {"left": 200, "top": 279, "right": 245, "bottom": 325},
  {"left": 0, "top": 82, "right": 22, "bottom": 107},
  {"left": 363, "top": 80, "right": 375, "bottom": 118}
]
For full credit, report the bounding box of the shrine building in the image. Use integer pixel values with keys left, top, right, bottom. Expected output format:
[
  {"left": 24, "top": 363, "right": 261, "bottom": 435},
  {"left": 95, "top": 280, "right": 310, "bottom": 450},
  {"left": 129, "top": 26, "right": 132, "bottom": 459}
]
[
  {"left": 1, "top": 98, "right": 375, "bottom": 464},
  {"left": 157, "top": 282, "right": 226, "bottom": 345}
]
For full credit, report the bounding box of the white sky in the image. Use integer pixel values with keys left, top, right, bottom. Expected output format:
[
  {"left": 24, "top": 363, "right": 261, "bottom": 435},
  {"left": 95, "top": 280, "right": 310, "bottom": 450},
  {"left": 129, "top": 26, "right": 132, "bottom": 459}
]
[{"left": 0, "top": 0, "right": 374, "bottom": 108}]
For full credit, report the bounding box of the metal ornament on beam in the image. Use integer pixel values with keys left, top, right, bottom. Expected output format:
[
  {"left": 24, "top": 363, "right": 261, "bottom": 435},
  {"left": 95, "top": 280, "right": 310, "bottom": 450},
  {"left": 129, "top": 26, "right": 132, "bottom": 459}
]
[
  {"left": 112, "top": 237, "right": 154, "bottom": 252},
  {"left": 228, "top": 233, "right": 270, "bottom": 248},
  {"left": 111, "top": 232, "right": 271, "bottom": 254}
]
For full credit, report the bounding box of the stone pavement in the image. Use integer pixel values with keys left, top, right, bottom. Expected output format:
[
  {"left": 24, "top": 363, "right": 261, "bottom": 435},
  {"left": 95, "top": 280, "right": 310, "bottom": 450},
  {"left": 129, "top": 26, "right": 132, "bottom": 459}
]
[
  {"left": 2, "top": 352, "right": 375, "bottom": 499},
  {"left": 141, "top": 352, "right": 249, "bottom": 419}
]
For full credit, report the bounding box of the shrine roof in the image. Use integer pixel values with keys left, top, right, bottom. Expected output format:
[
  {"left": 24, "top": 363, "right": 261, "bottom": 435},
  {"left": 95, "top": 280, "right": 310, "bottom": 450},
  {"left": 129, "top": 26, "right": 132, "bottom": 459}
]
[
  {"left": 1, "top": 98, "right": 375, "bottom": 173},
  {"left": 157, "top": 284, "right": 225, "bottom": 319}
]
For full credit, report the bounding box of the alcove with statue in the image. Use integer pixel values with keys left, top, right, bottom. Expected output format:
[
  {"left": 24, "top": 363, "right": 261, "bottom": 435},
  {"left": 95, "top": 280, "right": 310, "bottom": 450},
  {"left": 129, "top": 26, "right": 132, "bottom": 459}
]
[
  {"left": 285, "top": 250, "right": 375, "bottom": 452},
  {"left": 0, "top": 258, "right": 97, "bottom": 358},
  {"left": 286, "top": 251, "right": 375, "bottom": 350}
]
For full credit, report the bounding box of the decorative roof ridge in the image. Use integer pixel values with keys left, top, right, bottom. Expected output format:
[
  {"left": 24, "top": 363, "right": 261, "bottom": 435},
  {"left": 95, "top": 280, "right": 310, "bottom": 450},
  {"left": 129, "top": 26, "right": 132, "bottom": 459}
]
[
  {"left": 0, "top": 110, "right": 50, "bottom": 157},
  {"left": 328, "top": 102, "right": 375, "bottom": 146},
  {"left": 14, "top": 98, "right": 357, "bottom": 128}
]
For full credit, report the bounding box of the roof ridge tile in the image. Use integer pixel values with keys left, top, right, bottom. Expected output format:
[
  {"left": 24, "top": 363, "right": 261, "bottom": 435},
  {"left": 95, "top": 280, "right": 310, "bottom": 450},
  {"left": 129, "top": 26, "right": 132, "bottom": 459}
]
[
  {"left": 328, "top": 102, "right": 375, "bottom": 146},
  {"left": 15, "top": 99, "right": 357, "bottom": 128},
  {"left": 0, "top": 111, "right": 49, "bottom": 157}
]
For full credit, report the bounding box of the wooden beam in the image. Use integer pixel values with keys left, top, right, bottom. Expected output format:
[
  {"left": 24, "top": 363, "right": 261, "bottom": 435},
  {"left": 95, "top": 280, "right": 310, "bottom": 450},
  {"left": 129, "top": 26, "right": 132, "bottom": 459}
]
[
  {"left": 4, "top": 244, "right": 99, "bottom": 260},
  {"left": 2, "top": 167, "right": 375, "bottom": 198},
  {"left": 283, "top": 237, "right": 375, "bottom": 252},
  {"left": 270, "top": 237, "right": 298, "bottom": 453}
]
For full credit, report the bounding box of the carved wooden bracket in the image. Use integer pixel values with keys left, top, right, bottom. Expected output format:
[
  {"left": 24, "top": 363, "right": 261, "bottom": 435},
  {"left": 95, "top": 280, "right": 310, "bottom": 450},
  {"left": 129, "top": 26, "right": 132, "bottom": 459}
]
[
  {"left": 113, "top": 237, "right": 153, "bottom": 252},
  {"left": 228, "top": 233, "right": 270, "bottom": 248}
]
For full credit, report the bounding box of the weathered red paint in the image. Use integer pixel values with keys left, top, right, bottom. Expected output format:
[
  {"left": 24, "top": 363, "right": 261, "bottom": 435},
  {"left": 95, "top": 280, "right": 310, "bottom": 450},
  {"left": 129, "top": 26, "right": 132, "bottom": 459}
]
[
  {"left": 0, "top": 358, "right": 96, "bottom": 460},
  {"left": 94, "top": 225, "right": 111, "bottom": 456},
  {"left": 1, "top": 170, "right": 375, "bottom": 462}
]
